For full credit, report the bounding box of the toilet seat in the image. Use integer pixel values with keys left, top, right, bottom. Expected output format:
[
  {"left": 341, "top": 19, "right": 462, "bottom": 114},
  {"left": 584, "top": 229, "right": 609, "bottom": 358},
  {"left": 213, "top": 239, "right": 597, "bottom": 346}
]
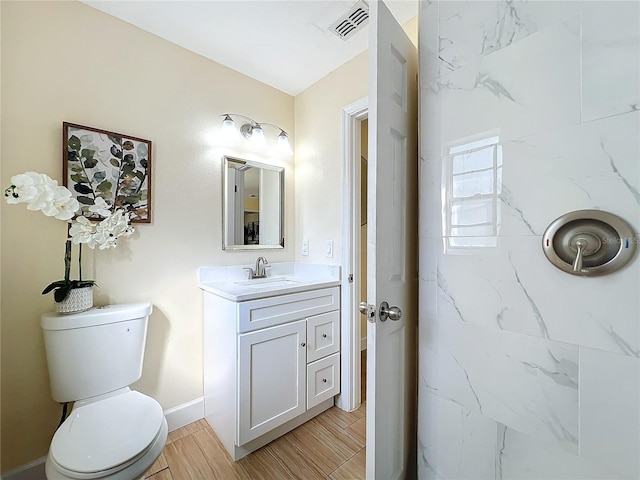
[{"left": 49, "top": 391, "right": 164, "bottom": 478}]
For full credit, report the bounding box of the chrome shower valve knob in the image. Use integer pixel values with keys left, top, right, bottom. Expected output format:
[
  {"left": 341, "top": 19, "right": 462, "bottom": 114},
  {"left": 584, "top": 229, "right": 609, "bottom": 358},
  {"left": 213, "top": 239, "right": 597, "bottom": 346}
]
[{"left": 542, "top": 209, "right": 637, "bottom": 276}]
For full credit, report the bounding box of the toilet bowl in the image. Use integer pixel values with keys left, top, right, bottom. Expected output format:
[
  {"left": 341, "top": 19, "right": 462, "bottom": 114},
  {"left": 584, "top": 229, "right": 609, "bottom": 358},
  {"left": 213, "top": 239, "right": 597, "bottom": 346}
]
[
  {"left": 41, "top": 303, "right": 167, "bottom": 480},
  {"left": 45, "top": 389, "right": 168, "bottom": 480}
]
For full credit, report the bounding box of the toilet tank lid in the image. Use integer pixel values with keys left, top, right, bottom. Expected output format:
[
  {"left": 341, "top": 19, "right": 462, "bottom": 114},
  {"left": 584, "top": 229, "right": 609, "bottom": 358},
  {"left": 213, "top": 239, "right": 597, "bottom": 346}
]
[{"left": 41, "top": 302, "right": 153, "bottom": 331}]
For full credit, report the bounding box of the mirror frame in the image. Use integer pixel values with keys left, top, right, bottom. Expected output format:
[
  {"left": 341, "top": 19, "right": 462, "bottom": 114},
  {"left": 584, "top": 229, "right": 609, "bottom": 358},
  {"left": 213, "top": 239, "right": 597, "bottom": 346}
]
[{"left": 222, "top": 155, "right": 285, "bottom": 251}]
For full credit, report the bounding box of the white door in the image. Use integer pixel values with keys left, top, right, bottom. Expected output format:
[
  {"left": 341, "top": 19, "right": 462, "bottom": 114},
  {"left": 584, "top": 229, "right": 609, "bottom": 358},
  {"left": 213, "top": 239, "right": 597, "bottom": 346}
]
[
  {"left": 366, "top": 1, "right": 418, "bottom": 478},
  {"left": 237, "top": 319, "right": 306, "bottom": 445}
]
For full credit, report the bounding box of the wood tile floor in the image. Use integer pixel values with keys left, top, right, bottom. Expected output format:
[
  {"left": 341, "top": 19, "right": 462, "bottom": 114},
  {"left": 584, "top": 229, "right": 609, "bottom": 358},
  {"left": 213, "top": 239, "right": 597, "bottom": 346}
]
[
  {"left": 145, "top": 351, "right": 367, "bottom": 480},
  {"left": 144, "top": 403, "right": 366, "bottom": 480}
]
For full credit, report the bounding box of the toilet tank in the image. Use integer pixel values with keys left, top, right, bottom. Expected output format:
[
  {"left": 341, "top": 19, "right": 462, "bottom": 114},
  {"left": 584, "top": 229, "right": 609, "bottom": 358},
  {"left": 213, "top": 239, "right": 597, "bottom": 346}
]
[{"left": 41, "top": 303, "right": 153, "bottom": 403}]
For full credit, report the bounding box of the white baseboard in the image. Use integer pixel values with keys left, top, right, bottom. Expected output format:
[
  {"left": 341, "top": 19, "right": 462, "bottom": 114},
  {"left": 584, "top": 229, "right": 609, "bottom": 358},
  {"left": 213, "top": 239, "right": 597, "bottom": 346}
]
[
  {"left": 2, "top": 456, "right": 46, "bottom": 480},
  {"left": 164, "top": 396, "right": 205, "bottom": 432},
  {"left": 2, "top": 397, "right": 205, "bottom": 479}
]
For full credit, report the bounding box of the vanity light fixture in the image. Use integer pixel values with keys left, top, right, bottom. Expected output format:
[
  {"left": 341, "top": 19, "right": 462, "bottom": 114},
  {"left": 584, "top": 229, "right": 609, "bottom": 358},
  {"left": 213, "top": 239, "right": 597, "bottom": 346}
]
[{"left": 220, "top": 113, "right": 293, "bottom": 157}]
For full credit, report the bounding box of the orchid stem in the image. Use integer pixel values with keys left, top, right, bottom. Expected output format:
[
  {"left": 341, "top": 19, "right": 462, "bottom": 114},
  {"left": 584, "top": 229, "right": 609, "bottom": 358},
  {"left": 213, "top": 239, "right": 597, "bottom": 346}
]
[
  {"left": 79, "top": 243, "right": 83, "bottom": 282},
  {"left": 64, "top": 240, "right": 72, "bottom": 284}
]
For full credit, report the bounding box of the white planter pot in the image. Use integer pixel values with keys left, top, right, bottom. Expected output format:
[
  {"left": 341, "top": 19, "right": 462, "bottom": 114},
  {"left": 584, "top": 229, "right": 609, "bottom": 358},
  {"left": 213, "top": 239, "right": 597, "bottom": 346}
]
[{"left": 55, "top": 286, "right": 94, "bottom": 314}]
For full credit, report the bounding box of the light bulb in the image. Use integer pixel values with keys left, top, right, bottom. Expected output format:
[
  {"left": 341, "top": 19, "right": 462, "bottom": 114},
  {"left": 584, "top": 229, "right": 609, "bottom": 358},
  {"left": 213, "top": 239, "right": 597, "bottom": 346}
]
[
  {"left": 220, "top": 115, "right": 240, "bottom": 145},
  {"left": 249, "top": 125, "right": 266, "bottom": 148},
  {"left": 275, "top": 131, "right": 293, "bottom": 156}
]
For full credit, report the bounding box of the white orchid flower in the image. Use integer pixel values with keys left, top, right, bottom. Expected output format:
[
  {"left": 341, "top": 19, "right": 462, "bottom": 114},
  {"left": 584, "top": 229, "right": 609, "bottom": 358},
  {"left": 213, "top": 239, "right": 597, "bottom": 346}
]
[
  {"left": 94, "top": 209, "right": 135, "bottom": 249},
  {"left": 88, "top": 197, "right": 112, "bottom": 217},
  {"left": 5, "top": 173, "right": 81, "bottom": 220},
  {"left": 53, "top": 187, "right": 80, "bottom": 220},
  {"left": 69, "top": 216, "right": 97, "bottom": 247},
  {"left": 12, "top": 172, "right": 59, "bottom": 212},
  {"left": 5, "top": 172, "right": 42, "bottom": 204},
  {"left": 41, "top": 186, "right": 80, "bottom": 220}
]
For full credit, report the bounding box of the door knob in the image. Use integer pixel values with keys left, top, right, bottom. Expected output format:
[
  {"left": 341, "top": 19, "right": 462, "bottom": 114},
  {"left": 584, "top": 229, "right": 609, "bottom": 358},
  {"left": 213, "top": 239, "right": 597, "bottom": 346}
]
[
  {"left": 379, "top": 301, "right": 402, "bottom": 322},
  {"left": 359, "top": 301, "right": 377, "bottom": 323}
]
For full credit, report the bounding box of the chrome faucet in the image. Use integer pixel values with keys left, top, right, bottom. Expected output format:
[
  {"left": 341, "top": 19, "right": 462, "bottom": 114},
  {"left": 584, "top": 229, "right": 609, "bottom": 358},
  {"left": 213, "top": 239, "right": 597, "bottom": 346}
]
[{"left": 244, "top": 256, "right": 270, "bottom": 279}]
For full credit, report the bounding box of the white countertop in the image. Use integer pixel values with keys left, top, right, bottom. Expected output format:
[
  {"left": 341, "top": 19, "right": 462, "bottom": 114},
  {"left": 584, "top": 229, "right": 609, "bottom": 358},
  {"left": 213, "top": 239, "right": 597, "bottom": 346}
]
[{"left": 198, "top": 262, "right": 341, "bottom": 302}]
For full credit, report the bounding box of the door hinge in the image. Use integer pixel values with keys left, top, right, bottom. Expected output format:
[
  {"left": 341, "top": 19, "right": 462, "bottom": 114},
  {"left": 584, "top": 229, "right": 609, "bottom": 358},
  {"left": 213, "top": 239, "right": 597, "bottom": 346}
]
[{"left": 348, "top": 274, "right": 354, "bottom": 283}]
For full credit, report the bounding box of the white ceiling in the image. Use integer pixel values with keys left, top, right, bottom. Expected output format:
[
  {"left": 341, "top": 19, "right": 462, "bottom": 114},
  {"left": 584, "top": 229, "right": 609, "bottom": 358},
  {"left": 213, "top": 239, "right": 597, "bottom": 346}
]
[{"left": 82, "top": 0, "right": 418, "bottom": 96}]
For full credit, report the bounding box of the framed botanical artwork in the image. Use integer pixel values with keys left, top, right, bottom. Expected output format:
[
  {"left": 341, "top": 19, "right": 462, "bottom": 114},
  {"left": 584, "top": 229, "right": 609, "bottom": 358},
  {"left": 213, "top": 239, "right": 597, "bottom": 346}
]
[{"left": 63, "top": 122, "right": 152, "bottom": 223}]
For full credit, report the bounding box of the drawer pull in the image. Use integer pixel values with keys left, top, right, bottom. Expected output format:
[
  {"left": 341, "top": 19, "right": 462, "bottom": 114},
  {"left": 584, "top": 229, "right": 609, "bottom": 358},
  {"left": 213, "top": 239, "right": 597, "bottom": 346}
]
[
  {"left": 301, "top": 342, "right": 306, "bottom": 347},
  {"left": 322, "top": 334, "right": 327, "bottom": 338}
]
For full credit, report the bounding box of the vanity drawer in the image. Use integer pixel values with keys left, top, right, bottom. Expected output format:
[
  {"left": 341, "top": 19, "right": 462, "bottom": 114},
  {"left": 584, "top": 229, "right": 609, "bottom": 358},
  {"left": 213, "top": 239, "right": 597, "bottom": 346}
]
[
  {"left": 306, "top": 311, "right": 340, "bottom": 363},
  {"left": 238, "top": 286, "right": 340, "bottom": 333},
  {"left": 307, "top": 352, "right": 340, "bottom": 409}
]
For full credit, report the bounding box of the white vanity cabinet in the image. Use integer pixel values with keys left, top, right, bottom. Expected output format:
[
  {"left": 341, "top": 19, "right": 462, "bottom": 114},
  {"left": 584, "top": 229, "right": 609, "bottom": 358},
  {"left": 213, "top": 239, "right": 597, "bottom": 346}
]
[{"left": 203, "top": 285, "right": 340, "bottom": 460}]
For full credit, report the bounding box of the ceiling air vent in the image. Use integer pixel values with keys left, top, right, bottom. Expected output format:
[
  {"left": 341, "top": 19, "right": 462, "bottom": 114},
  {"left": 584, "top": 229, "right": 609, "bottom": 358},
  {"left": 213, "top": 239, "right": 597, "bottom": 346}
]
[{"left": 330, "top": 0, "right": 369, "bottom": 41}]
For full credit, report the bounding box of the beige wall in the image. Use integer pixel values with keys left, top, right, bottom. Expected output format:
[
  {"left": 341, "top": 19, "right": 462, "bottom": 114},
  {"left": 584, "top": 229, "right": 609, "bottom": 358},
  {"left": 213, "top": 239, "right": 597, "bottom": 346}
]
[
  {"left": 293, "top": 51, "right": 368, "bottom": 264},
  {"left": 0, "top": 1, "right": 294, "bottom": 471},
  {"left": 293, "top": 16, "right": 416, "bottom": 265}
]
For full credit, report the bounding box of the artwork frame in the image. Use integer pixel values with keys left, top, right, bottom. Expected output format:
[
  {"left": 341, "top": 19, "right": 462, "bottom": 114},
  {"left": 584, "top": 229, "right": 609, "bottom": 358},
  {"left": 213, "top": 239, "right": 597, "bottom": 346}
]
[{"left": 63, "top": 122, "right": 152, "bottom": 223}]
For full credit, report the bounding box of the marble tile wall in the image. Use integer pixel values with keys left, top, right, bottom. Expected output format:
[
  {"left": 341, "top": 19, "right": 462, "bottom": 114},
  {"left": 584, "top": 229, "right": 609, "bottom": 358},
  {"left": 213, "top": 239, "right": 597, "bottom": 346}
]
[{"left": 417, "top": 1, "right": 640, "bottom": 478}]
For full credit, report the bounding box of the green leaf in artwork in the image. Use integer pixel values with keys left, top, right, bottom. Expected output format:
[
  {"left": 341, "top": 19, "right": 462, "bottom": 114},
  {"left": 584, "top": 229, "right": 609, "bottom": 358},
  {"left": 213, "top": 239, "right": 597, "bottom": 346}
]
[
  {"left": 70, "top": 165, "right": 83, "bottom": 172},
  {"left": 137, "top": 143, "right": 148, "bottom": 157},
  {"left": 93, "top": 171, "right": 106, "bottom": 182},
  {"left": 135, "top": 171, "right": 145, "bottom": 181},
  {"left": 77, "top": 196, "right": 95, "bottom": 205},
  {"left": 108, "top": 135, "right": 122, "bottom": 145},
  {"left": 96, "top": 180, "right": 113, "bottom": 193},
  {"left": 70, "top": 173, "right": 89, "bottom": 183},
  {"left": 121, "top": 163, "right": 135, "bottom": 174},
  {"left": 81, "top": 148, "right": 95, "bottom": 160},
  {"left": 110, "top": 158, "right": 120, "bottom": 167},
  {"left": 83, "top": 158, "right": 98, "bottom": 168},
  {"left": 110, "top": 145, "right": 123, "bottom": 158},
  {"left": 68, "top": 135, "right": 81, "bottom": 151},
  {"left": 74, "top": 184, "right": 93, "bottom": 195},
  {"left": 68, "top": 150, "right": 80, "bottom": 162},
  {"left": 140, "top": 159, "right": 148, "bottom": 168},
  {"left": 124, "top": 195, "right": 141, "bottom": 205}
]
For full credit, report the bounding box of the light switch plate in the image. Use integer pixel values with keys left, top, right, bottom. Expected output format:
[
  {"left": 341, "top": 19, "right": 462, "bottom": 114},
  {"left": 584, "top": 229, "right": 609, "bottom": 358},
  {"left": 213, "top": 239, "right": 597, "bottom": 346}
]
[
  {"left": 325, "top": 240, "right": 334, "bottom": 258},
  {"left": 302, "top": 240, "right": 309, "bottom": 256}
]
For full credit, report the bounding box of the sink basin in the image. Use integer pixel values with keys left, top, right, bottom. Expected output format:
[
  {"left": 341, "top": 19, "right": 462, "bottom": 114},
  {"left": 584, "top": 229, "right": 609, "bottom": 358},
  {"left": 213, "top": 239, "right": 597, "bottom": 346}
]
[{"left": 234, "top": 277, "right": 301, "bottom": 289}]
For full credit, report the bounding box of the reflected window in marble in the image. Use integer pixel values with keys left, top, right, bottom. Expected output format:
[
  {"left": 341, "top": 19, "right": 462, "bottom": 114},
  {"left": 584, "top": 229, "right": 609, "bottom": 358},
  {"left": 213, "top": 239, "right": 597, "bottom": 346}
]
[{"left": 442, "top": 135, "right": 502, "bottom": 252}]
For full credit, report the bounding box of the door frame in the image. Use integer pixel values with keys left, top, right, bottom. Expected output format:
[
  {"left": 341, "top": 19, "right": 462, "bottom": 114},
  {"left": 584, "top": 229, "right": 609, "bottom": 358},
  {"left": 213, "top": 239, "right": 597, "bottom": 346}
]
[{"left": 338, "top": 96, "right": 368, "bottom": 412}]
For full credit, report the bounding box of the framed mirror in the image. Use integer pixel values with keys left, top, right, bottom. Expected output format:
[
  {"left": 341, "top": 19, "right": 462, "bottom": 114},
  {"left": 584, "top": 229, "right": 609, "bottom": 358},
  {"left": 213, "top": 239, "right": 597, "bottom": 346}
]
[{"left": 222, "top": 155, "right": 284, "bottom": 250}]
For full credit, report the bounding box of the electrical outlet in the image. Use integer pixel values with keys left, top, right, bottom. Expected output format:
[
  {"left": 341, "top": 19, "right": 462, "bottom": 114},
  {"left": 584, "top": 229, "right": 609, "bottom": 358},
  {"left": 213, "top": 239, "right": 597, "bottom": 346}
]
[
  {"left": 302, "top": 240, "right": 309, "bottom": 256},
  {"left": 325, "top": 240, "right": 334, "bottom": 258}
]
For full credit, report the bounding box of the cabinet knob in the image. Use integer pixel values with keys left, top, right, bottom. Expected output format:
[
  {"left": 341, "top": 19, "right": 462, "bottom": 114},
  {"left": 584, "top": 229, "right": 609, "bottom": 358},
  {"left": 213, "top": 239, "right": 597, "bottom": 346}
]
[
  {"left": 301, "top": 342, "right": 306, "bottom": 347},
  {"left": 322, "top": 378, "right": 327, "bottom": 383},
  {"left": 322, "top": 334, "right": 327, "bottom": 338}
]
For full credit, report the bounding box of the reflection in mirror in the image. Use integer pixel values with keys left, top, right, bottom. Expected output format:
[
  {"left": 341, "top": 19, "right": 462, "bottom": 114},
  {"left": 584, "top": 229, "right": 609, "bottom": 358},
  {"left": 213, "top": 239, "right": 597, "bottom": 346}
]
[{"left": 223, "top": 155, "right": 284, "bottom": 250}]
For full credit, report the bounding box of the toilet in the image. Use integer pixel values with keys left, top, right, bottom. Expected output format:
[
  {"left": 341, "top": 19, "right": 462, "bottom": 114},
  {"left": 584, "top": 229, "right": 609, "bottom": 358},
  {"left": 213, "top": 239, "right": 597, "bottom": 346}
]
[{"left": 41, "top": 302, "right": 168, "bottom": 480}]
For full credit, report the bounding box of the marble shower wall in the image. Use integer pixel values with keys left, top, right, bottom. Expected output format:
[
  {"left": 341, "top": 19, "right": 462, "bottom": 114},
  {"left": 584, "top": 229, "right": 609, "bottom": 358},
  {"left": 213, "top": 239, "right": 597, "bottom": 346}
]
[{"left": 418, "top": 1, "right": 640, "bottom": 478}]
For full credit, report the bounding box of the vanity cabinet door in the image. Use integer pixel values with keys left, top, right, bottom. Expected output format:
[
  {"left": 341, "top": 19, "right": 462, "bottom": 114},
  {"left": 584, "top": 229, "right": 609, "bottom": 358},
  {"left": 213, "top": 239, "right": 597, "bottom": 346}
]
[{"left": 237, "top": 319, "right": 306, "bottom": 445}]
